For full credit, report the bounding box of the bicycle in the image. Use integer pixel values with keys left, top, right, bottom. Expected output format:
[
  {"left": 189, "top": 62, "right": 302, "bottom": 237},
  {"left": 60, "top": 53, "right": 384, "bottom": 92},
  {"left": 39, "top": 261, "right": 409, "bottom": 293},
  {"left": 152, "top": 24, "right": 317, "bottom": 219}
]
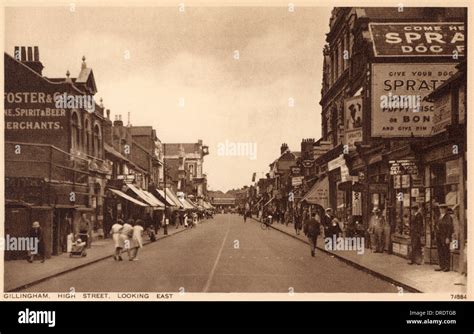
[{"left": 260, "top": 216, "right": 272, "bottom": 230}]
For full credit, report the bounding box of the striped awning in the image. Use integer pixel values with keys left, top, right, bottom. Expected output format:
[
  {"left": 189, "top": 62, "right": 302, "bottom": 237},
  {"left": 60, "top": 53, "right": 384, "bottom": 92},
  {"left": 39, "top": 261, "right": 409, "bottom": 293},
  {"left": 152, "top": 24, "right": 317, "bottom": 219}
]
[
  {"left": 127, "top": 184, "right": 165, "bottom": 208},
  {"left": 110, "top": 189, "right": 148, "bottom": 207}
]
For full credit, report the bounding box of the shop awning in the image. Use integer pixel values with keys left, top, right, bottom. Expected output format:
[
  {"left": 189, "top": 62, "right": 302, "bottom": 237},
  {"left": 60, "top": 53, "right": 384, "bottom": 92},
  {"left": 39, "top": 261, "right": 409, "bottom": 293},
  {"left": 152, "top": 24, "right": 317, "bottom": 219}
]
[
  {"left": 127, "top": 184, "right": 165, "bottom": 208},
  {"left": 110, "top": 189, "right": 148, "bottom": 207},
  {"left": 179, "top": 198, "right": 195, "bottom": 210},
  {"left": 202, "top": 201, "right": 214, "bottom": 210},
  {"left": 165, "top": 188, "right": 183, "bottom": 207},
  {"left": 155, "top": 189, "right": 177, "bottom": 207},
  {"left": 187, "top": 198, "right": 204, "bottom": 210},
  {"left": 301, "top": 176, "right": 330, "bottom": 208}
]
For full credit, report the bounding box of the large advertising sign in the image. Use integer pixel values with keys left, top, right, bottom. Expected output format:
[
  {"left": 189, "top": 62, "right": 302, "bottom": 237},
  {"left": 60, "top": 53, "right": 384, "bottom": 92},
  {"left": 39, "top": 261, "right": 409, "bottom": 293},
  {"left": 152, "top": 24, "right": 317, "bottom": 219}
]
[
  {"left": 368, "top": 22, "right": 465, "bottom": 57},
  {"left": 371, "top": 63, "right": 457, "bottom": 138},
  {"left": 344, "top": 96, "right": 363, "bottom": 150}
]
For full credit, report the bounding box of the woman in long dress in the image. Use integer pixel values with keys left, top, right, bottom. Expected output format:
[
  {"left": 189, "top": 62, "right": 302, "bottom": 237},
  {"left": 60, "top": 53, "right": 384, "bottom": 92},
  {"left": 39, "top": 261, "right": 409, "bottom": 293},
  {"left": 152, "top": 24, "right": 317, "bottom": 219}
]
[
  {"left": 110, "top": 219, "right": 124, "bottom": 261},
  {"left": 130, "top": 220, "right": 144, "bottom": 261}
]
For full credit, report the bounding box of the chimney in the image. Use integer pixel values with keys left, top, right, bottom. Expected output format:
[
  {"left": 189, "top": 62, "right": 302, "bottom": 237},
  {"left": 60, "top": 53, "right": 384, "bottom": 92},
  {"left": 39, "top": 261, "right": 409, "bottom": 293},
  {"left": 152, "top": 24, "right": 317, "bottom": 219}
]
[
  {"left": 280, "top": 143, "right": 289, "bottom": 155},
  {"left": 16, "top": 46, "right": 44, "bottom": 75},
  {"left": 114, "top": 114, "right": 123, "bottom": 127},
  {"left": 106, "top": 109, "right": 111, "bottom": 120}
]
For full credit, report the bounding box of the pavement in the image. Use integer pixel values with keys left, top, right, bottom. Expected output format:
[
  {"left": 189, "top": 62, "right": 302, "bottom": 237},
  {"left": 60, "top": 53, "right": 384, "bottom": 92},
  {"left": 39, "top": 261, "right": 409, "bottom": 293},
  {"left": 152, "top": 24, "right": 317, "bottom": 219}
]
[
  {"left": 3, "top": 220, "right": 205, "bottom": 292},
  {"left": 13, "top": 214, "right": 398, "bottom": 293},
  {"left": 254, "top": 217, "right": 467, "bottom": 294}
]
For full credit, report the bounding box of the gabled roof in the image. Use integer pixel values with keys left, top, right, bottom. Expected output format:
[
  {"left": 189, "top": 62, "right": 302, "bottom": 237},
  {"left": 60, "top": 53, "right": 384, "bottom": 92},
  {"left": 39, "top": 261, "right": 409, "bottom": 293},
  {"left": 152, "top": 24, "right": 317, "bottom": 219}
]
[
  {"left": 269, "top": 150, "right": 301, "bottom": 167},
  {"left": 76, "top": 67, "right": 97, "bottom": 94}
]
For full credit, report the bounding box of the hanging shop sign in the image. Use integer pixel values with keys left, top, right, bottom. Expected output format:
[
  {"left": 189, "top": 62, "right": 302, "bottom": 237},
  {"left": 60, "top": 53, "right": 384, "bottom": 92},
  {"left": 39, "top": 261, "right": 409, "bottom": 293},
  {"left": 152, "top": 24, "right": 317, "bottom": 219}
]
[
  {"left": 371, "top": 63, "right": 457, "bottom": 138},
  {"left": 340, "top": 165, "right": 350, "bottom": 182},
  {"left": 389, "top": 160, "right": 418, "bottom": 175},
  {"left": 291, "top": 176, "right": 304, "bottom": 187},
  {"left": 302, "top": 160, "right": 314, "bottom": 168},
  {"left": 328, "top": 154, "right": 346, "bottom": 171},
  {"left": 344, "top": 96, "right": 363, "bottom": 150},
  {"left": 352, "top": 191, "right": 362, "bottom": 216},
  {"left": 290, "top": 166, "right": 302, "bottom": 175},
  {"left": 368, "top": 22, "right": 465, "bottom": 57}
]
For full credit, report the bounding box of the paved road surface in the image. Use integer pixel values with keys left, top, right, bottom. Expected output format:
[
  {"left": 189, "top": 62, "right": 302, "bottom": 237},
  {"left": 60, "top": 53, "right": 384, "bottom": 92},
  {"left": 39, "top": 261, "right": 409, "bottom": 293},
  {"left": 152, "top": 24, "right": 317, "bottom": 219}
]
[{"left": 21, "top": 214, "right": 398, "bottom": 293}]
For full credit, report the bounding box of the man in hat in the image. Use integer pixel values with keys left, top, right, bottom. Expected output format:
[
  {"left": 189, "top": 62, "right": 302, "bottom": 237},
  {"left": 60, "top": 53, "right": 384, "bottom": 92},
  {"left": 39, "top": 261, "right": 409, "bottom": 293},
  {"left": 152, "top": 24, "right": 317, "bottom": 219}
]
[
  {"left": 408, "top": 205, "right": 424, "bottom": 265},
  {"left": 28, "top": 221, "right": 46, "bottom": 263},
  {"left": 368, "top": 207, "right": 384, "bottom": 253},
  {"left": 435, "top": 204, "right": 454, "bottom": 272},
  {"left": 322, "top": 208, "right": 333, "bottom": 238},
  {"left": 303, "top": 212, "right": 321, "bottom": 257}
]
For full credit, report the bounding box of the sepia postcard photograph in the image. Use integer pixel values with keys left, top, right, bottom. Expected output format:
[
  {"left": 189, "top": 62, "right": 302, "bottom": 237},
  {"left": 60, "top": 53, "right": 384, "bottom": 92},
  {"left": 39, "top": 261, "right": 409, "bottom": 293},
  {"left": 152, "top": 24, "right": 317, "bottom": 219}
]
[{"left": 0, "top": 0, "right": 471, "bottom": 310}]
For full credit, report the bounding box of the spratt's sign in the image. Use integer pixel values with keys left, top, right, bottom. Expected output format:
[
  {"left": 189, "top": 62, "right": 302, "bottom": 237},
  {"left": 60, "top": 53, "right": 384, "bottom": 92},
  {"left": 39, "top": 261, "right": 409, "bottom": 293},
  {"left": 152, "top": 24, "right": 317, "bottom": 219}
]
[
  {"left": 369, "top": 22, "right": 465, "bottom": 57},
  {"left": 371, "top": 63, "right": 456, "bottom": 138}
]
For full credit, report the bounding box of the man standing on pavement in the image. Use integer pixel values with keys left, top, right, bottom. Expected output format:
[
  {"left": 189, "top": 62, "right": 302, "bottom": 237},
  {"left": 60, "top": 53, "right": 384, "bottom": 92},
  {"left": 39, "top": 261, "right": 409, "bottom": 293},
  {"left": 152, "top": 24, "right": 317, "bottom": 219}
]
[
  {"left": 78, "top": 213, "right": 91, "bottom": 248},
  {"left": 408, "top": 205, "right": 424, "bottom": 265},
  {"left": 435, "top": 204, "right": 454, "bottom": 272},
  {"left": 303, "top": 212, "right": 321, "bottom": 257},
  {"left": 322, "top": 208, "right": 333, "bottom": 238},
  {"left": 27, "top": 221, "right": 46, "bottom": 263},
  {"left": 368, "top": 208, "right": 384, "bottom": 253}
]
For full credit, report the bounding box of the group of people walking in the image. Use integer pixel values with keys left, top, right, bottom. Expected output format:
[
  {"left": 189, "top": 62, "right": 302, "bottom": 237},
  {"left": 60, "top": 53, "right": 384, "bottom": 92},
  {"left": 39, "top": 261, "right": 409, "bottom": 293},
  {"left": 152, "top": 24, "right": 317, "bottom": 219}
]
[{"left": 110, "top": 219, "right": 144, "bottom": 261}]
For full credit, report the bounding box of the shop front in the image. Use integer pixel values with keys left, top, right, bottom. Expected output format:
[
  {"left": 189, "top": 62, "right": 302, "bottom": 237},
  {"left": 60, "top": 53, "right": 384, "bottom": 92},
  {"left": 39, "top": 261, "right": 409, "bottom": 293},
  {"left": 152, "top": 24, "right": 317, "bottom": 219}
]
[
  {"left": 388, "top": 157, "right": 422, "bottom": 259},
  {"left": 422, "top": 143, "right": 466, "bottom": 273}
]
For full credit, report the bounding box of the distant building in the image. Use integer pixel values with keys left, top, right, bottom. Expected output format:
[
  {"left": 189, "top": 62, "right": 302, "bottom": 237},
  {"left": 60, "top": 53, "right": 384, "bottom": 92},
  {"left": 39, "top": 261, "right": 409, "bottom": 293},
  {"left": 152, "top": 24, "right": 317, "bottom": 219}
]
[{"left": 163, "top": 140, "right": 209, "bottom": 199}]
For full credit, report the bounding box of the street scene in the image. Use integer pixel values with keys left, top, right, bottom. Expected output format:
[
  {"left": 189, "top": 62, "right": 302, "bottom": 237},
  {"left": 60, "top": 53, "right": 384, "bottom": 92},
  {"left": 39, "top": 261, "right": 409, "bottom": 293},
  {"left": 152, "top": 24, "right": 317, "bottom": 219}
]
[{"left": 3, "top": 5, "right": 468, "bottom": 298}]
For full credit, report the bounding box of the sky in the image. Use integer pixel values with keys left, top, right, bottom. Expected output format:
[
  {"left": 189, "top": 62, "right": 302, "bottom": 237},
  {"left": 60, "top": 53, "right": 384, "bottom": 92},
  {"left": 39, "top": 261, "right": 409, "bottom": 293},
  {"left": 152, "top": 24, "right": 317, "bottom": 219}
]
[{"left": 5, "top": 5, "right": 332, "bottom": 192}]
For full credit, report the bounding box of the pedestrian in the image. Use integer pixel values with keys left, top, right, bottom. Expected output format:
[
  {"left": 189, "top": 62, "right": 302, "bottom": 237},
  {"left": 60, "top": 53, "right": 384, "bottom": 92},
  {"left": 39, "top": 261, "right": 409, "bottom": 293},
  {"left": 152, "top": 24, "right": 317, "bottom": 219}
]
[
  {"left": 78, "top": 213, "right": 91, "bottom": 248},
  {"left": 130, "top": 220, "right": 144, "bottom": 261},
  {"left": 110, "top": 219, "right": 124, "bottom": 261},
  {"left": 382, "top": 208, "right": 391, "bottom": 253},
  {"left": 303, "top": 212, "right": 321, "bottom": 257},
  {"left": 294, "top": 210, "right": 302, "bottom": 235},
  {"left": 179, "top": 207, "right": 185, "bottom": 228},
  {"left": 368, "top": 208, "right": 385, "bottom": 253},
  {"left": 27, "top": 221, "right": 45, "bottom": 263},
  {"left": 184, "top": 213, "right": 189, "bottom": 228},
  {"left": 120, "top": 219, "right": 134, "bottom": 260},
  {"left": 284, "top": 210, "right": 290, "bottom": 227},
  {"left": 192, "top": 211, "right": 198, "bottom": 227},
  {"left": 322, "top": 208, "right": 333, "bottom": 238},
  {"left": 244, "top": 202, "right": 250, "bottom": 222},
  {"left": 435, "top": 204, "right": 454, "bottom": 272},
  {"left": 408, "top": 205, "right": 423, "bottom": 265},
  {"left": 326, "top": 214, "right": 342, "bottom": 240}
]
